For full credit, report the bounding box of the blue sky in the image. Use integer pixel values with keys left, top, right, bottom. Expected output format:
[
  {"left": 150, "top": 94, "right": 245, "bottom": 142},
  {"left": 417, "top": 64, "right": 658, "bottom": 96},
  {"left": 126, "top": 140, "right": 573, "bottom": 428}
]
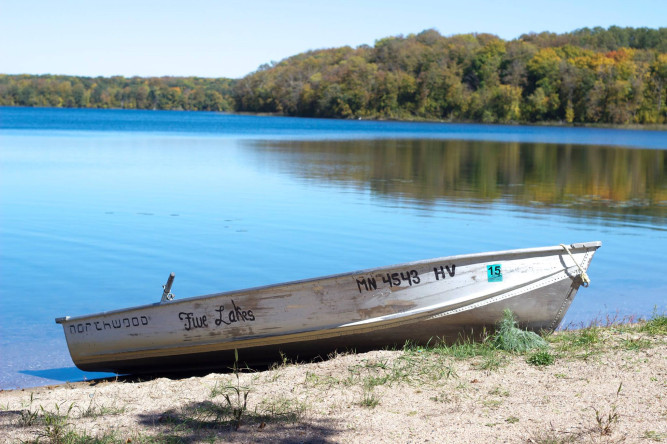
[{"left": 1, "top": 0, "right": 665, "bottom": 79}]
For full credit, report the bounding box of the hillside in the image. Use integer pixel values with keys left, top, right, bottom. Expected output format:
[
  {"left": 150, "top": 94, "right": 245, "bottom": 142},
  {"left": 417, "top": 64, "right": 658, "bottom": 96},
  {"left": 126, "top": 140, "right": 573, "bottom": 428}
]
[
  {"left": 234, "top": 27, "right": 667, "bottom": 124},
  {"left": 1, "top": 26, "right": 666, "bottom": 125}
]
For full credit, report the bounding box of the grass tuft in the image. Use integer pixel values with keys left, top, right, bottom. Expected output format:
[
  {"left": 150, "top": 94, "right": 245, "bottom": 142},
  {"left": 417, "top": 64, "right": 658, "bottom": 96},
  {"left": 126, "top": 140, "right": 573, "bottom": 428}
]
[
  {"left": 209, "top": 349, "right": 250, "bottom": 430},
  {"left": 643, "top": 430, "right": 665, "bottom": 442},
  {"left": 17, "top": 393, "right": 40, "bottom": 427},
  {"left": 255, "top": 395, "right": 307, "bottom": 423},
  {"left": 359, "top": 390, "right": 381, "bottom": 408},
  {"left": 528, "top": 429, "right": 578, "bottom": 443},
  {"left": 641, "top": 313, "right": 667, "bottom": 335},
  {"left": 592, "top": 382, "right": 622, "bottom": 436},
  {"left": 37, "top": 402, "right": 76, "bottom": 443},
  {"left": 79, "top": 394, "right": 126, "bottom": 418},
  {"left": 493, "top": 309, "right": 548, "bottom": 352},
  {"left": 527, "top": 350, "right": 556, "bottom": 366}
]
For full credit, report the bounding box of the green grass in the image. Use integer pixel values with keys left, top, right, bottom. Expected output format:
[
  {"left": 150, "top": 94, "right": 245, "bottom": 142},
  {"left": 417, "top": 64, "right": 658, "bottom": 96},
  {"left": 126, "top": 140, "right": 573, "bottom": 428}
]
[
  {"left": 23, "top": 431, "right": 122, "bottom": 444},
  {"left": 157, "top": 393, "right": 307, "bottom": 436},
  {"left": 39, "top": 402, "right": 76, "bottom": 443},
  {"left": 591, "top": 382, "right": 623, "bottom": 437},
  {"left": 640, "top": 314, "right": 667, "bottom": 335},
  {"left": 304, "top": 371, "right": 341, "bottom": 387},
  {"left": 527, "top": 350, "right": 556, "bottom": 366},
  {"left": 358, "top": 390, "right": 381, "bottom": 408},
  {"left": 208, "top": 349, "right": 251, "bottom": 430},
  {"left": 12, "top": 311, "right": 662, "bottom": 443},
  {"left": 547, "top": 311, "right": 666, "bottom": 360},
  {"left": 79, "top": 395, "right": 126, "bottom": 418},
  {"left": 430, "top": 337, "right": 496, "bottom": 360},
  {"left": 492, "top": 309, "right": 548, "bottom": 352},
  {"left": 488, "top": 386, "right": 510, "bottom": 397},
  {"left": 482, "top": 398, "right": 503, "bottom": 408},
  {"left": 133, "top": 435, "right": 188, "bottom": 444},
  {"left": 328, "top": 346, "right": 461, "bottom": 392},
  {"left": 15, "top": 395, "right": 149, "bottom": 444},
  {"left": 528, "top": 429, "right": 578, "bottom": 443},
  {"left": 362, "top": 374, "right": 391, "bottom": 389},
  {"left": 24, "top": 430, "right": 187, "bottom": 444},
  {"left": 17, "top": 393, "right": 40, "bottom": 427},
  {"left": 420, "top": 334, "right": 512, "bottom": 372},
  {"left": 255, "top": 395, "right": 307, "bottom": 423},
  {"left": 478, "top": 353, "right": 507, "bottom": 370},
  {"left": 335, "top": 310, "right": 559, "bottom": 386},
  {"left": 547, "top": 325, "right": 604, "bottom": 357},
  {"left": 643, "top": 430, "right": 666, "bottom": 442},
  {"left": 620, "top": 337, "right": 653, "bottom": 351},
  {"left": 331, "top": 309, "right": 562, "bottom": 390}
]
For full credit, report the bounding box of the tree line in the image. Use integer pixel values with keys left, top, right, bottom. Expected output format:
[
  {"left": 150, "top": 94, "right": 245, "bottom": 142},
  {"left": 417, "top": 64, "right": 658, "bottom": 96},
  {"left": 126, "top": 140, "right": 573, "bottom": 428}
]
[
  {"left": 0, "top": 75, "right": 235, "bottom": 111},
  {"left": 1, "top": 26, "right": 666, "bottom": 125}
]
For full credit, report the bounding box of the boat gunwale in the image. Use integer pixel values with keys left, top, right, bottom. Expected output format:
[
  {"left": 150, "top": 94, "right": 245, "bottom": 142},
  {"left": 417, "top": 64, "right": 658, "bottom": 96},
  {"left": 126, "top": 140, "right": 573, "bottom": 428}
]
[{"left": 56, "top": 241, "right": 601, "bottom": 324}]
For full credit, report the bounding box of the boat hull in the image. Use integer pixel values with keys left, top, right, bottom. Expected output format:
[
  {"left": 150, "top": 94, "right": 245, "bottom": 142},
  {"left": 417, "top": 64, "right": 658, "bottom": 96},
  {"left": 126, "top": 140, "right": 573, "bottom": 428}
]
[{"left": 57, "top": 242, "right": 600, "bottom": 374}]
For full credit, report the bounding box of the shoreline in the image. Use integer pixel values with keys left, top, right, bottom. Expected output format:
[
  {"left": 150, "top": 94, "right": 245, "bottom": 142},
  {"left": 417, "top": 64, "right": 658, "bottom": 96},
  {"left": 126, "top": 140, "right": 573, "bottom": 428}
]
[
  {"left": 3, "top": 105, "right": 667, "bottom": 131},
  {"left": 2, "top": 317, "right": 665, "bottom": 443}
]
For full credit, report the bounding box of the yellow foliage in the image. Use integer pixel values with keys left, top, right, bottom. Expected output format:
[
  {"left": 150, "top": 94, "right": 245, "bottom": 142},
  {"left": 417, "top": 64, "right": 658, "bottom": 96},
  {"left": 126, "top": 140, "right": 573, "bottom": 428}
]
[
  {"left": 528, "top": 48, "right": 562, "bottom": 76},
  {"left": 565, "top": 100, "right": 574, "bottom": 123},
  {"left": 309, "top": 73, "right": 322, "bottom": 84}
]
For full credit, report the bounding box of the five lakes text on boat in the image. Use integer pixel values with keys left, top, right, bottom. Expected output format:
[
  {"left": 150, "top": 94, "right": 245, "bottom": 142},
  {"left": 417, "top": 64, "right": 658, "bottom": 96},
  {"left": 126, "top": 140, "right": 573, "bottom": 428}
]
[{"left": 56, "top": 242, "right": 601, "bottom": 374}]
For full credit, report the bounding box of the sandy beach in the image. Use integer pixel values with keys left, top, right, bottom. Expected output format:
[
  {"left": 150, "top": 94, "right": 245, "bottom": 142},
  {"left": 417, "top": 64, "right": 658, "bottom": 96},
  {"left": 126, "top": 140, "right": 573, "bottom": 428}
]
[{"left": 1, "top": 320, "right": 665, "bottom": 443}]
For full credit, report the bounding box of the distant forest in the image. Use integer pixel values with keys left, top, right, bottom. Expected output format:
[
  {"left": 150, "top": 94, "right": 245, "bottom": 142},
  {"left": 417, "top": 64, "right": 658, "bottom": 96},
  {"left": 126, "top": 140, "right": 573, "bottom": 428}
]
[{"left": 2, "top": 26, "right": 666, "bottom": 125}]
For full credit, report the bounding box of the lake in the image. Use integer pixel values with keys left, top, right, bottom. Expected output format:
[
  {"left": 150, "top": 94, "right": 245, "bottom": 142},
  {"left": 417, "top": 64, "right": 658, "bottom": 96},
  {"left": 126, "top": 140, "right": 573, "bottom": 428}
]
[{"left": 0, "top": 107, "right": 665, "bottom": 389}]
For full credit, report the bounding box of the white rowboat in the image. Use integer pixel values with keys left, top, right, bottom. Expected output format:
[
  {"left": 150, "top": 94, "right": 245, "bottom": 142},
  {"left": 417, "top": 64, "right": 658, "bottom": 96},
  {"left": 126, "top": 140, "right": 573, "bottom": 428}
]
[{"left": 56, "top": 242, "right": 601, "bottom": 374}]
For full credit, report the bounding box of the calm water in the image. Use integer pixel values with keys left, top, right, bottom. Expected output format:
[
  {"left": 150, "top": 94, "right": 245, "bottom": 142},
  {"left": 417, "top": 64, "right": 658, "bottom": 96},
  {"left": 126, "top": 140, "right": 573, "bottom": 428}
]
[{"left": 1, "top": 107, "right": 665, "bottom": 389}]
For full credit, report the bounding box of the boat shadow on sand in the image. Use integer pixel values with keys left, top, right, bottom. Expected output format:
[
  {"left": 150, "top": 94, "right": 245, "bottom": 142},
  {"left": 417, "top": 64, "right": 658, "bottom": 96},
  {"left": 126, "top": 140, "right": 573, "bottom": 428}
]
[{"left": 135, "top": 404, "right": 341, "bottom": 443}]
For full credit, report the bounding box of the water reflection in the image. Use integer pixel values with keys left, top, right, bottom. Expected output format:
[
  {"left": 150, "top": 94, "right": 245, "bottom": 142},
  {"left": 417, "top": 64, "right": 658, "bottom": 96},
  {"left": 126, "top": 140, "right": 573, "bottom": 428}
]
[{"left": 249, "top": 139, "right": 666, "bottom": 221}]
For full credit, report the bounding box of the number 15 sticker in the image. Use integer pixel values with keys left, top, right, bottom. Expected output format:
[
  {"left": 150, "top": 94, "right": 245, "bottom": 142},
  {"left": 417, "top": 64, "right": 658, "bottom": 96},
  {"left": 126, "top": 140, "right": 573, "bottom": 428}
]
[{"left": 487, "top": 264, "right": 502, "bottom": 282}]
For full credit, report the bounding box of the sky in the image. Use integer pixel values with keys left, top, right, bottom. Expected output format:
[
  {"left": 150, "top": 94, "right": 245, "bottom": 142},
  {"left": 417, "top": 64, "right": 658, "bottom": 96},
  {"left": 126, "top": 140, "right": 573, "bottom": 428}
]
[{"left": 1, "top": 0, "right": 665, "bottom": 79}]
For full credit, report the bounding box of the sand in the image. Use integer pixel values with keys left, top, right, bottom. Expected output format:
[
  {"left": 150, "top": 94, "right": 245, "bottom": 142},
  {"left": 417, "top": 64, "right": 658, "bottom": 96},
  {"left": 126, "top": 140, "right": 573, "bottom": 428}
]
[{"left": 1, "top": 326, "right": 665, "bottom": 443}]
